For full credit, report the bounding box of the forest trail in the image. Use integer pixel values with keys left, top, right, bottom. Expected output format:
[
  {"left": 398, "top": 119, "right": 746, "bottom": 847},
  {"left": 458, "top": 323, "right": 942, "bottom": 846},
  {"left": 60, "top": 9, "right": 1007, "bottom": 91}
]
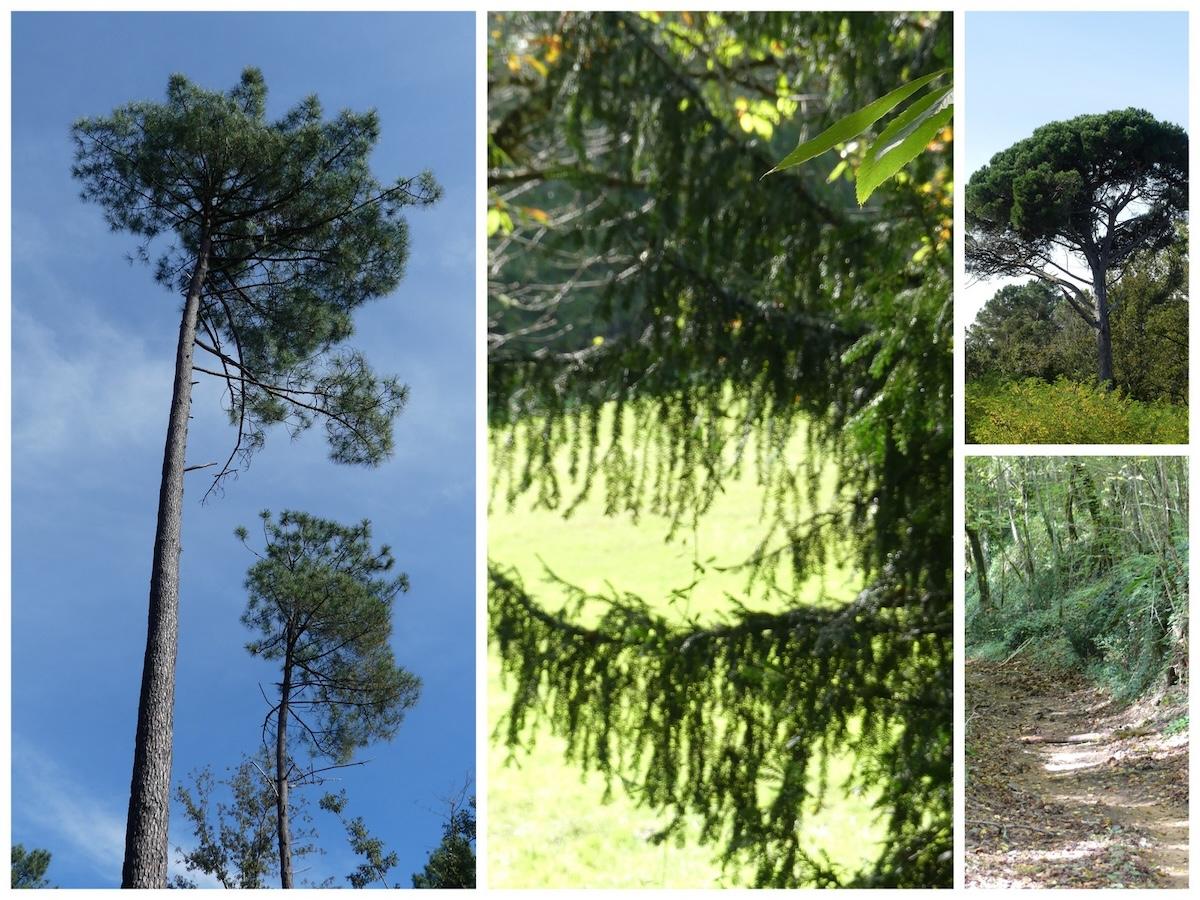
[{"left": 966, "top": 658, "right": 1188, "bottom": 888}]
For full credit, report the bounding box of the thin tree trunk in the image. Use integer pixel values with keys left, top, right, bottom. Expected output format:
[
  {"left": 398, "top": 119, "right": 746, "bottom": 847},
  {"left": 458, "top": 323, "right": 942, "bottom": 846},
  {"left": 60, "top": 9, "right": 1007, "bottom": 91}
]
[
  {"left": 966, "top": 525, "right": 991, "bottom": 612},
  {"left": 277, "top": 643, "right": 295, "bottom": 889},
  {"left": 122, "top": 232, "right": 211, "bottom": 889},
  {"left": 1094, "top": 271, "right": 1115, "bottom": 390},
  {"left": 1065, "top": 471, "right": 1079, "bottom": 544}
]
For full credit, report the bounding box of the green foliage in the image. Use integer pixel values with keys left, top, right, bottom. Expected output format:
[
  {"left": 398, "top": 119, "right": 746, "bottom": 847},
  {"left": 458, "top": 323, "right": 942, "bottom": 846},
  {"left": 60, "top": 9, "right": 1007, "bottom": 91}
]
[
  {"left": 11, "top": 845, "right": 52, "bottom": 889},
  {"left": 1164, "top": 714, "right": 1188, "bottom": 737},
  {"left": 769, "top": 68, "right": 952, "bottom": 204},
  {"left": 320, "top": 791, "right": 400, "bottom": 889},
  {"left": 492, "top": 568, "right": 948, "bottom": 887},
  {"left": 966, "top": 378, "right": 1187, "bottom": 444},
  {"left": 966, "top": 236, "right": 1188, "bottom": 408},
  {"left": 966, "top": 108, "right": 1188, "bottom": 388},
  {"left": 172, "top": 756, "right": 319, "bottom": 889},
  {"left": 411, "top": 794, "right": 476, "bottom": 888},
  {"left": 967, "top": 109, "right": 1186, "bottom": 256},
  {"left": 72, "top": 67, "right": 441, "bottom": 488},
  {"left": 489, "top": 10, "right": 950, "bottom": 888},
  {"left": 488, "top": 456, "right": 877, "bottom": 886},
  {"left": 965, "top": 281, "right": 1064, "bottom": 383},
  {"left": 240, "top": 510, "right": 421, "bottom": 765},
  {"left": 1108, "top": 234, "right": 1189, "bottom": 403},
  {"left": 965, "top": 458, "right": 1188, "bottom": 702}
]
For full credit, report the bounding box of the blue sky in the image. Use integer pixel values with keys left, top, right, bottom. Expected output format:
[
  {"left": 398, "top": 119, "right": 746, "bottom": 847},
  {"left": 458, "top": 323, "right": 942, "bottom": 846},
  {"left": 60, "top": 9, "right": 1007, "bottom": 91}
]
[
  {"left": 965, "top": 11, "right": 1188, "bottom": 322},
  {"left": 11, "top": 12, "right": 474, "bottom": 888}
]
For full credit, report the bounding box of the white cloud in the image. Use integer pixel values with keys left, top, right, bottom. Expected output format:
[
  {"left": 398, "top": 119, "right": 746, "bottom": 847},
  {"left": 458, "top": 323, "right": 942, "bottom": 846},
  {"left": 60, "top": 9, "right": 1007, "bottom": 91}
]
[
  {"left": 12, "top": 738, "right": 222, "bottom": 888},
  {"left": 13, "top": 739, "right": 127, "bottom": 882},
  {"left": 12, "top": 306, "right": 172, "bottom": 461}
]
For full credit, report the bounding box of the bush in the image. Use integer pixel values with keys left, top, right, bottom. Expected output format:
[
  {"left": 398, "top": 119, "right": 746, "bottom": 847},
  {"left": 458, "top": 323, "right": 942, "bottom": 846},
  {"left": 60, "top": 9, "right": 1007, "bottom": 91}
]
[{"left": 966, "top": 377, "right": 1187, "bottom": 444}]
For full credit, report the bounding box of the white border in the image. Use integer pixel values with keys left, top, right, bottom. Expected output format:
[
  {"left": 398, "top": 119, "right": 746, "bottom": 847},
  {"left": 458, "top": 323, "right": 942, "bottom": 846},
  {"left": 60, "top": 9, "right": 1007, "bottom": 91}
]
[{"left": 952, "top": 9, "right": 966, "bottom": 888}]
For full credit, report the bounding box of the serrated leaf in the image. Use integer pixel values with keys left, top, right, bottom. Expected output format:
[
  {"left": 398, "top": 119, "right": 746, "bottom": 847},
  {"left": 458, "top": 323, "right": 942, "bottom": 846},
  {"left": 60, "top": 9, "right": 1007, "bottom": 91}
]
[
  {"left": 765, "top": 68, "right": 948, "bottom": 176},
  {"left": 857, "top": 103, "right": 953, "bottom": 204}
]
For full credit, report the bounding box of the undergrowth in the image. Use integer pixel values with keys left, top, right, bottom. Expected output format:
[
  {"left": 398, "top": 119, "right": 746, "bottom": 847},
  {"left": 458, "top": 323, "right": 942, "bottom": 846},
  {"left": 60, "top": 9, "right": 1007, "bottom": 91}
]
[
  {"left": 966, "top": 378, "right": 1188, "bottom": 444},
  {"left": 966, "top": 538, "right": 1188, "bottom": 700},
  {"left": 1164, "top": 714, "right": 1188, "bottom": 737}
]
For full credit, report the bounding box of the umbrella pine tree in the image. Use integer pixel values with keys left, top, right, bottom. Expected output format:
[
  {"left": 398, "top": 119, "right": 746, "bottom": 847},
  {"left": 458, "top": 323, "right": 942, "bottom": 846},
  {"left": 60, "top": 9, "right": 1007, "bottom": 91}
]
[{"left": 966, "top": 108, "right": 1187, "bottom": 388}]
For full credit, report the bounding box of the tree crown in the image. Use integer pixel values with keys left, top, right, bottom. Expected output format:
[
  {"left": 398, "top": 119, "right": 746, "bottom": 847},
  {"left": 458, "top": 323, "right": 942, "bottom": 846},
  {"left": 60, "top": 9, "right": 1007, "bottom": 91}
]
[
  {"left": 239, "top": 510, "right": 421, "bottom": 764},
  {"left": 72, "top": 68, "right": 442, "bottom": 483},
  {"left": 966, "top": 108, "right": 1187, "bottom": 283},
  {"left": 11, "top": 845, "right": 52, "bottom": 889}
]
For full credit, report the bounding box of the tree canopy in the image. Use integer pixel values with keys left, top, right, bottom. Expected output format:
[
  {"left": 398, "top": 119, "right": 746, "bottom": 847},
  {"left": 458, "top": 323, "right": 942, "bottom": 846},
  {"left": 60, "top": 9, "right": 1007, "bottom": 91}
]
[
  {"left": 173, "top": 755, "right": 320, "bottom": 889},
  {"left": 489, "top": 11, "right": 951, "bottom": 888},
  {"left": 967, "top": 233, "right": 1188, "bottom": 404},
  {"left": 966, "top": 457, "right": 1187, "bottom": 699},
  {"left": 966, "top": 281, "right": 1063, "bottom": 382},
  {"left": 966, "top": 108, "right": 1187, "bottom": 387},
  {"left": 11, "top": 845, "right": 52, "bottom": 889},
  {"left": 411, "top": 793, "right": 476, "bottom": 888},
  {"left": 73, "top": 66, "right": 441, "bottom": 487}
]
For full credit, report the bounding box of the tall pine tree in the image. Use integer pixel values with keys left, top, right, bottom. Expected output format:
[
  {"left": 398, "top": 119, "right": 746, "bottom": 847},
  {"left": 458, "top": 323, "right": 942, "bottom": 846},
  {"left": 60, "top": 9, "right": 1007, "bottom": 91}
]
[
  {"left": 71, "top": 68, "right": 439, "bottom": 886},
  {"left": 238, "top": 510, "right": 420, "bottom": 888}
]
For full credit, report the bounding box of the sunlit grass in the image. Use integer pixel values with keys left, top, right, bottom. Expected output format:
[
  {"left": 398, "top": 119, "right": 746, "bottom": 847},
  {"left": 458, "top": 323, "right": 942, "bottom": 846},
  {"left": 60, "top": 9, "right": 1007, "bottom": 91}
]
[{"left": 487, "top": 424, "right": 883, "bottom": 887}]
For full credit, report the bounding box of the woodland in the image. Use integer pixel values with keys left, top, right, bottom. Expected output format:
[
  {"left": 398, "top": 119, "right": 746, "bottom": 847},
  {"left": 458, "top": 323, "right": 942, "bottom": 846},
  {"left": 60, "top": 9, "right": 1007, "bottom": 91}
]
[
  {"left": 965, "top": 110, "right": 1188, "bottom": 444},
  {"left": 965, "top": 457, "right": 1188, "bottom": 888},
  {"left": 488, "top": 11, "right": 951, "bottom": 889}
]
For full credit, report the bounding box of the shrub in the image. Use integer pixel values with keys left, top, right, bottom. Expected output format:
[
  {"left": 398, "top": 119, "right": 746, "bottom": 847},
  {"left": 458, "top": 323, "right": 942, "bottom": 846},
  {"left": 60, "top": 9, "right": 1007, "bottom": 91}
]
[
  {"left": 966, "top": 377, "right": 1187, "bottom": 444},
  {"left": 1164, "top": 714, "right": 1188, "bottom": 737}
]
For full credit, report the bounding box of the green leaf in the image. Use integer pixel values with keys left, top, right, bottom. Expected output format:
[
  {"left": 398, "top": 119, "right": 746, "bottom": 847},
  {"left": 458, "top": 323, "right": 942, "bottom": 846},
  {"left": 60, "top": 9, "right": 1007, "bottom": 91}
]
[
  {"left": 766, "top": 68, "right": 948, "bottom": 176},
  {"left": 857, "top": 103, "right": 953, "bottom": 205},
  {"left": 860, "top": 81, "right": 952, "bottom": 178}
]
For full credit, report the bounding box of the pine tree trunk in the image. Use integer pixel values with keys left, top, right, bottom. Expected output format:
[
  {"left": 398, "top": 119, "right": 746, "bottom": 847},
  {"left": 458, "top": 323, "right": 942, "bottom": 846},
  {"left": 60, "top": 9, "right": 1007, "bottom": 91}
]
[
  {"left": 1094, "top": 272, "right": 1115, "bottom": 390},
  {"left": 277, "top": 647, "right": 295, "bottom": 889},
  {"left": 122, "top": 232, "right": 210, "bottom": 889}
]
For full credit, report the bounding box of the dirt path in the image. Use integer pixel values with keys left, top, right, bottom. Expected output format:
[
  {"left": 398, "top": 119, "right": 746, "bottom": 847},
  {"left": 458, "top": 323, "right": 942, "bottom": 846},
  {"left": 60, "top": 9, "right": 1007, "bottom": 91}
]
[{"left": 966, "top": 658, "right": 1188, "bottom": 889}]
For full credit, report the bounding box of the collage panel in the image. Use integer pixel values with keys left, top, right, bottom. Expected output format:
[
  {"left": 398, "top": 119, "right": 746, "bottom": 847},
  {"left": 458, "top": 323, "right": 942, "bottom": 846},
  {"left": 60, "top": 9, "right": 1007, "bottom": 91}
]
[
  {"left": 964, "top": 456, "right": 1189, "bottom": 888},
  {"left": 488, "top": 10, "right": 952, "bottom": 889},
  {"left": 961, "top": 9, "right": 1191, "bottom": 892},
  {"left": 963, "top": 11, "right": 1189, "bottom": 445},
  {"left": 10, "top": 11, "right": 475, "bottom": 889}
]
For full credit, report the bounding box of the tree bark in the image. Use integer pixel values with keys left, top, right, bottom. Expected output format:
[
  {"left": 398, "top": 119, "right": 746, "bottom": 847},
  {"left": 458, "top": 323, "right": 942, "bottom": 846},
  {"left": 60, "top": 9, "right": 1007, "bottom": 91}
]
[
  {"left": 1094, "top": 270, "right": 1115, "bottom": 390},
  {"left": 965, "top": 525, "right": 991, "bottom": 613},
  {"left": 122, "top": 231, "right": 211, "bottom": 888},
  {"left": 277, "top": 642, "right": 295, "bottom": 889}
]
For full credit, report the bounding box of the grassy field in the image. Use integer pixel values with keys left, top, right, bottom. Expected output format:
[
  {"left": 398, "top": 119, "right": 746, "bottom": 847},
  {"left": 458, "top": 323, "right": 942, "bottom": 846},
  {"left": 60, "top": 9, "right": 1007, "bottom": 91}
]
[
  {"left": 487, "top": 430, "right": 883, "bottom": 887},
  {"left": 966, "top": 377, "right": 1188, "bottom": 444}
]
